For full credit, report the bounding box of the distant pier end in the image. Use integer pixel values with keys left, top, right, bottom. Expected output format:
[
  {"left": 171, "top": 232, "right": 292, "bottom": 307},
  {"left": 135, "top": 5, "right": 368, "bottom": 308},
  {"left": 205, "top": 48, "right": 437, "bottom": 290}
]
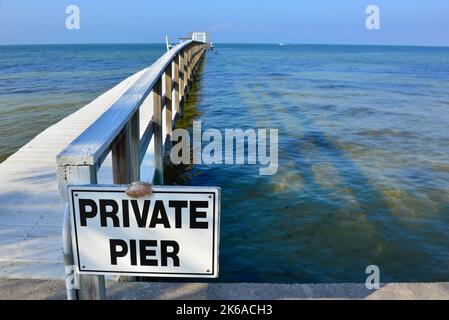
[{"left": 179, "top": 32, "right": 213, "bottom": 49}]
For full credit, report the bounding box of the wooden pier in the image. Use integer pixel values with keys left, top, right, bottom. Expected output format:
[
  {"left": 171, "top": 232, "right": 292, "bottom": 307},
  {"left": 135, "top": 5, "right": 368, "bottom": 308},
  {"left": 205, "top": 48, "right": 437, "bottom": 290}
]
[{"left": 0, "top": 40, "right": 206, "bottom": 298}]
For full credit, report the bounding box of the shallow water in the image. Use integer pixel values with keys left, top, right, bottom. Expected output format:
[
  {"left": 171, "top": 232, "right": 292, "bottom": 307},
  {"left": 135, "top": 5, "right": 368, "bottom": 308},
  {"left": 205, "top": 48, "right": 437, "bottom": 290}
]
[
  {"left": 1, "top": 44, "right": 449, "bottom": 283},
  {"left": 172, "top": 44, "right": 449, "bottom": 283}
]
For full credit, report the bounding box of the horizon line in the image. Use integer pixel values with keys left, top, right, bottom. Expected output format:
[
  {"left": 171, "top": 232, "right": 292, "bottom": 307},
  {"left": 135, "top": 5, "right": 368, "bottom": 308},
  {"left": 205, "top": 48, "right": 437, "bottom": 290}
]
[{"left": 0, "top": 41, "right": 448, "bottom": 48}]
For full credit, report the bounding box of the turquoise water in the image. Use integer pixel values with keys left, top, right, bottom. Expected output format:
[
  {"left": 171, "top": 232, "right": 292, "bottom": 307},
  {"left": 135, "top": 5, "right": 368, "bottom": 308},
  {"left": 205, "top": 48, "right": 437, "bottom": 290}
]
[
  {"left": 2, "top": 44, "right": 449, "bottom": 283},
  {"left": 174, "top": 44, "right": 449, "bottom": 283}
]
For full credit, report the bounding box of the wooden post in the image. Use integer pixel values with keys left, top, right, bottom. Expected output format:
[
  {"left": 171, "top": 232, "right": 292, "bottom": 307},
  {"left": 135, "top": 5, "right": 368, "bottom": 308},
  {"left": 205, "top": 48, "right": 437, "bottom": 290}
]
[
  {"left": 190, "top": 46, "right": 196, "bottom": 78},
  {"left": 192, "top": 43, "right": 198, "bottom": 70},
  {"left": 66, "top": 165, "right": 106, "bottom": 300},
  {"left": 191, "top": 45, "right": 195, "bottom": 75},
  {"left": 173, "top": 56, "right": 180, "bottom": 116},
  {"left": 112, "top": 125, "right": 131, "bottom": 184},
  {"left": 187, "top": 47, "right": 192, "bottom": 86},
  {"left": 153, "top": 78, "right": 164, "bottom": 185},
  {"left": 183, "top": 50, "right": 189, "bottom": 94},
  {"left": 129, "top": 112, "right": 141, "bottom": 181},
  {"left": 179, "top": 51, "right": 185, "bottom": 116},
  {"left": 193, "top": 45, "right": 199, "bottom": 73},
  {"left": 112, "top": 115, "right": 139, "bottom": 282},
  {"left": 193, "top": 45, "right": 197, "bottom": 70},
  {"left": 164, "top": 63, "right": 173, "bottom": 152}
]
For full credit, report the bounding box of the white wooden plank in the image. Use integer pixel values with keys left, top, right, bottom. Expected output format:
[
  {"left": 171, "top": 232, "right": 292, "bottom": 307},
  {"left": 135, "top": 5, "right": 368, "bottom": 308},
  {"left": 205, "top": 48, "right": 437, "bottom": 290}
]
[
  {"left": 0, "top": 225, "right": 61, "bottom": 238},
  {"left": 0, "top": 214, "right": 63, "bottom": 227},
  {"left": 0, "top": 236, "right": 62, "bottom": 263},
  {"left": 0, "top": 261, "right": 65, "bottom": 280}
]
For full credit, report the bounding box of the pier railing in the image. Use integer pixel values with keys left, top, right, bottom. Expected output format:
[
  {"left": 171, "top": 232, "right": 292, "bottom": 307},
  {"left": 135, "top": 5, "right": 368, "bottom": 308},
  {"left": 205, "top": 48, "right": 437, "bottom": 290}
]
[{"left": 56, "top": 40, "right": 206, "bottom": 299}]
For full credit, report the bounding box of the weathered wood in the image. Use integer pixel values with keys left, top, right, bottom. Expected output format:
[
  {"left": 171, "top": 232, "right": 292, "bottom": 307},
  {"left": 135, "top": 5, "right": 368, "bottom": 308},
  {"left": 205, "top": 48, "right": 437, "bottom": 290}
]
[
  {"left": 129, "top": 112, "right": 141, "bottom": 182},
  {"left": 173, "top": 58, "right": 180, "bottom": 115},
  {"left": 0, "top": 261, "right": 64, "bottom": 280},
  {"left": 0, "top": 234, "right": 62, "bottom": 262},
  {"left": 66, "top": 166, "right": 106, "bottom": 300},
  {"left": 112, "top": 126, "right": 131, "bottom": 184},
  {"left": 187, "top": 48, "right": 192, "bottom": 86},
  {"left": 193, "top": 47, "right": 204, "bottom": 74},
  {"left": 164, "top": 63, "right": 173, "bottom": 152},
  {"left": 79, "top": 275, "right": 106, "bottom": 300},
  {"left": 153, "top": 78, "right": 164, "bottom": 185},
  {"left": 184, "top": 49, "right": 189, "bottom": 92},
  {"left": 112, "top": 115, "right": 139, "bottom": 283},
  {"left": 179, "top": 50, "right": 185, "bottom": 101},
  {"left": 179, "top": 51, "right": 186, "bottom": 116}
]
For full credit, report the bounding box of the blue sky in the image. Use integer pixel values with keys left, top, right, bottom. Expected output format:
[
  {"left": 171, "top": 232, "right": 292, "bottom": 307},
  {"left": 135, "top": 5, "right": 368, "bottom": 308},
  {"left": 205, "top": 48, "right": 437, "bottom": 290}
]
[{"left": 0, "top": 0, "right": 448, "bottom": 45}]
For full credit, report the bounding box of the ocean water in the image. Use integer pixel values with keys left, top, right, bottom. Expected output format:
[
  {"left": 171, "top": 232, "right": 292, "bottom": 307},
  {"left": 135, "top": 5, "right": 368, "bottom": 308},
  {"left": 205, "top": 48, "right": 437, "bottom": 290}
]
[
  {"left": 2, "top": 44, "right": 449, "bottom": 283},
  {"left": 0, "top": 44, "right": 165, "bottom": 162}
]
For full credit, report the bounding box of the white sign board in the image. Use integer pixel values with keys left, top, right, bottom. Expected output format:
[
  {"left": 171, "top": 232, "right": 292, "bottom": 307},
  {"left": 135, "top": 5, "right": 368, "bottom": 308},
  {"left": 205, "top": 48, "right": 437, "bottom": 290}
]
[{"left": 68, "top": 185, "right": 220, "bottom": 278}]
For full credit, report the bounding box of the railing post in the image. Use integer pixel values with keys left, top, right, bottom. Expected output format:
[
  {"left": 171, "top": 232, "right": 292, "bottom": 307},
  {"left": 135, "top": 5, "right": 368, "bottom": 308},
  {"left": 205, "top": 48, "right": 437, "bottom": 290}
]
[
  {"left": 191, "top": 45, "right": 195, "bottom": 72},
  {"left": 187, "top": 46, "right": 192, "bottom": 86},
  {"left": 129, "top": 112, "right": 141, "bottom": 181},
  {"left": 195, "top": 45, "right": 198, "bottom": 65},
  {"left": 173, "top": 55, "right": 180, "bottom": 116},
  {"left": 193, "top": 45, "right": 200, "bottom": 72},
  {"left": 66, "top": 165, "right": 106, "bottom": 300},
  {"left": 183, "top": 50, "right": 189, "bottom": 93},
  {"left": 190, "top": 45, "right": 194, "bottom": 77},
  {"left": 153, "top": 77, "right": 164, "bottom": 185},
  {"left": 179, "top": 51, "right": 185, "bottom": 116},
  {"left": 112, "top": 125, "right": 131, "bottom": 184},
  {"left": 111, "top": 114, "right": 139, "bottom": 282},
  {"left": 164, "top": 63, "right": 173, "bottom": 152}
]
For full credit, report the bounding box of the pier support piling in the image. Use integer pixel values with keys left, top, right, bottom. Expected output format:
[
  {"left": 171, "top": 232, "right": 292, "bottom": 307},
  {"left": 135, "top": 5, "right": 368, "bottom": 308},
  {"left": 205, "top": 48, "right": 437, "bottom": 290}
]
[
  {"left": 164, "top": 62, "right": 173, "bottom": 155},
  {"left": 66, "top": 165, "right": 106, "bottom": 300},
  {"left": 153, "top": 78, "right": 164, "bottom": 185}
]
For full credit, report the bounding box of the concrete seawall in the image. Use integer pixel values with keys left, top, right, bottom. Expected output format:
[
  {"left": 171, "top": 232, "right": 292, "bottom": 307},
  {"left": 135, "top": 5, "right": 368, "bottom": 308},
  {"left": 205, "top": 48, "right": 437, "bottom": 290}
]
[{"left": 1, "top": 279, "right": 449, "bottom": 300}]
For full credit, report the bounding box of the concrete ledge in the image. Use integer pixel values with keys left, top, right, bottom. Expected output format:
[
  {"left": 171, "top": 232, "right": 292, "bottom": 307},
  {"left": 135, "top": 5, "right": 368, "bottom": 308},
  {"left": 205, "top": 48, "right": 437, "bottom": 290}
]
[{"left": 1, "top": 279, "right": 449, "bottom": 300}]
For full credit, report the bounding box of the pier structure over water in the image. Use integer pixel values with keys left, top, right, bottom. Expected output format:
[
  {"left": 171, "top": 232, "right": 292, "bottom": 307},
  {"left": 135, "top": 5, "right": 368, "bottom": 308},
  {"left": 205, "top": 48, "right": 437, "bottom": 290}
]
[{"left": 0, "top": 40, "right": 206, "bottom": 299}]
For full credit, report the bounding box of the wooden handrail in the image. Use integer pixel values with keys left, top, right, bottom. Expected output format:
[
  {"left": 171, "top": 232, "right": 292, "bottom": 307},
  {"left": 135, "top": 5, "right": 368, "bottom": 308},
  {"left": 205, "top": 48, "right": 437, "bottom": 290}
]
[
  {"left": 56, "top": 40, "right": 204, "bottom": 168},
  {"left": 57, "top": 40, "right": 206, "bottom": 192}
]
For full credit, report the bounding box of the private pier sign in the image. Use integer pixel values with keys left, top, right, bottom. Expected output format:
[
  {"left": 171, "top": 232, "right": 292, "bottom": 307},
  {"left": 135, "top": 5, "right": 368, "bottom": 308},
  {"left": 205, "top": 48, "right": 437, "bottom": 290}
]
[{"left": 68, "top": 185, "right": 220, "bottom": 278}]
